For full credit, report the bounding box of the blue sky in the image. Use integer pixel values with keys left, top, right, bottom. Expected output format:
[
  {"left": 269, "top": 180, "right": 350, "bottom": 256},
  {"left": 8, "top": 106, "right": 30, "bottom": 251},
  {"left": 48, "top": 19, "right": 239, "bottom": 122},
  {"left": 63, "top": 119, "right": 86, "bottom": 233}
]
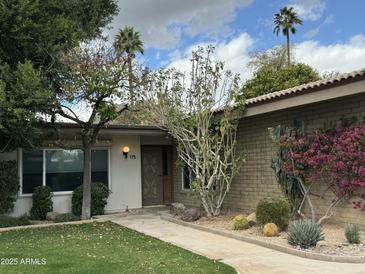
[{"left": 106, "top": 0, "right": 365, "bottom": 80}]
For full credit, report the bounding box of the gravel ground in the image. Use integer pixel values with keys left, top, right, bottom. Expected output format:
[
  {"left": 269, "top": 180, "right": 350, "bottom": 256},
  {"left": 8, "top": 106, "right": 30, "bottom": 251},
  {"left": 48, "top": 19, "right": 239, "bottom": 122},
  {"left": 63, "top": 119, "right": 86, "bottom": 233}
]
[{"left": 194, "top": 214, "right": 365, "bottom": 256}]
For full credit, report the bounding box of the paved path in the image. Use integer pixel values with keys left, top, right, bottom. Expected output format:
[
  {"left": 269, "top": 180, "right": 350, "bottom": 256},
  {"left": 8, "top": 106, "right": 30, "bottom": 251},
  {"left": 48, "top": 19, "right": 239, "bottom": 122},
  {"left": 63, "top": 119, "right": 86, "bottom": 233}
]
[{"left": 111, "top": 212, "right": 365, "bottom": 274}]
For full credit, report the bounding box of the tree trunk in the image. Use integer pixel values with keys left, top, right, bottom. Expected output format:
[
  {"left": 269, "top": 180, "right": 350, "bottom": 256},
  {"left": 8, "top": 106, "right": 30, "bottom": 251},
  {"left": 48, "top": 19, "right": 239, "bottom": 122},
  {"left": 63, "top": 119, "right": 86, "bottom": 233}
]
[
  {"left": 286, "top": 33, "right": 291, "bottom": 66},
  {"left": 128, "top": 55, "right": 134, "bottom": 104},
  {"left": 81, "top": 146, "right": 92, "bottom": 220}
]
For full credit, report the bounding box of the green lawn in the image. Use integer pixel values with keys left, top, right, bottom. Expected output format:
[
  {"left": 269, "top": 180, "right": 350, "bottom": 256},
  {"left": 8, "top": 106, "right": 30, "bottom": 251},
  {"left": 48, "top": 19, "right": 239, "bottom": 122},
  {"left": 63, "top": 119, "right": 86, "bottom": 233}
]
[{"left": 0, "top": 221, "right": 235, "bottom": 274}]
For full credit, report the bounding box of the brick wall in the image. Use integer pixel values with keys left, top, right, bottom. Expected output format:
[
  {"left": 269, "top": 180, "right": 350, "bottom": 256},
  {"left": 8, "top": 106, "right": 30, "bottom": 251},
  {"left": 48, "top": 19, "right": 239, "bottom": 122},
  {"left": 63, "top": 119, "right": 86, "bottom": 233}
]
[
  {"left": 172, "top": 92, "right": 365, "bottom": 225},
  {"left": 224, "top": 92, "right": 365, "bottom": 226}
]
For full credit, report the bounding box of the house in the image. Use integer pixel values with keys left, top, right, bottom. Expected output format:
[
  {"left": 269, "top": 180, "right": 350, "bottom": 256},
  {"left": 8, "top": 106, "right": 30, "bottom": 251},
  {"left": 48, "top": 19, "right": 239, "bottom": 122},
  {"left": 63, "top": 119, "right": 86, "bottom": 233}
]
[
  {"left": 175, "top": 68, "right": 365, "bottom": 226},
  {"left": 0, "top": 124, "right": 175, "bottom": 216},
  {"left": 1, "top": 68, "right": 365, "bottom": 225}
]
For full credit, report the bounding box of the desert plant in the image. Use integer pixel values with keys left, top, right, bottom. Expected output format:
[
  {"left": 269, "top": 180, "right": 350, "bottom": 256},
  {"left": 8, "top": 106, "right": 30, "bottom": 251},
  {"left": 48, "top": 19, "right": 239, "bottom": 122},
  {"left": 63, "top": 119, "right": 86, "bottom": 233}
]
[
  {"left": 72, "top": 182, "right": 110, "bottom": 217},
  {"left": 30, "top": 186, "right": 53, "bottom": 220},
  {"left": 263, "top": 223, "right": 279, "bottom": 237},
  {"left": 256, "top": 199, "right": 290, "bottom": 230},
  {"left": 54, "top": 213, "right": 80, "bottom": 223},
  {"left": 232, "top": 214, "right": 249, "bottom": 230},
  {"left": 345, "top": 224, "right": 361, "bottom": 244},
  {"left": 0, "top": 215, "right": 30, "bottom": 228},
  {"left": 287, "top": 219, "right": 324, "bottom": 248},
  {"left": 0, "top": 160, "right": 19, "bottom": 214}
]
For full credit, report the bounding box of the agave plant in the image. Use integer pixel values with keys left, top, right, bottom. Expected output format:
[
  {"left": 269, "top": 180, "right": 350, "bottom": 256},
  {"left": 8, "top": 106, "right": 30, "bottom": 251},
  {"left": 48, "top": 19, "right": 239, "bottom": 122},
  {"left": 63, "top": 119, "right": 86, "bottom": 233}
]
[{"left": 287, "top": 219, "right": 324, "bottom": 248}]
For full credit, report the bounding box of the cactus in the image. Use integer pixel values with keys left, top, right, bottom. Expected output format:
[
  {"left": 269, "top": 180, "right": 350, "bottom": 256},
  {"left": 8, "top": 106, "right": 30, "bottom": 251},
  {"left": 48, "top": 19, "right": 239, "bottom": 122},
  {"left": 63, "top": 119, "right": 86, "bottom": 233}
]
[
  {"left": 263, "top": 223, "right": 279, "bottom": 237},
  {"left": 345, "top": 224, "right": 361, "bottom": 244},
  {"left": 232, "top": 214, "right": 249, "bottom": 230},
  {"left": 287, "top": 219, "right": 324, "bottom": 248}
]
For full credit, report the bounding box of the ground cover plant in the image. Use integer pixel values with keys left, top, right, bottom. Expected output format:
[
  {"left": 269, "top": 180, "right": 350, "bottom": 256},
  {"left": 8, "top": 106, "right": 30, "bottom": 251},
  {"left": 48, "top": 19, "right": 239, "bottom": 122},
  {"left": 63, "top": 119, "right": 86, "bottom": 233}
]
[
  {"left": 0, "top": 215, "right": 30, "bottom": 228},
  {"left": 0, "top": 221, "right": 235, "bottom": 274}
]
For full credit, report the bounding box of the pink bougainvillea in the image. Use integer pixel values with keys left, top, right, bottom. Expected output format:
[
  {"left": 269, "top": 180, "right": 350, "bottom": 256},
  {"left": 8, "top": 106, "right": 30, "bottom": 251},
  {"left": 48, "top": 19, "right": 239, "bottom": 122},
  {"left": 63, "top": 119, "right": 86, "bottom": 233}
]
[{"left": 280, "top": 123, "right": 365, "bottom": 210}]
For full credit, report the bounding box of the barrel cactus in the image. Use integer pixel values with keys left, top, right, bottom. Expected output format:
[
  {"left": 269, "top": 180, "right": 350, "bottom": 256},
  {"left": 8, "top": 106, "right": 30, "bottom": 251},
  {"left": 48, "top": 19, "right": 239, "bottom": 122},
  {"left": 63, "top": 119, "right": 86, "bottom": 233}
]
[
  {"left": 263, "top": 223, "right": 279, "bottom": 237},
  {"left": 232, "top": 214, "right": 249, "bottom": 230}
]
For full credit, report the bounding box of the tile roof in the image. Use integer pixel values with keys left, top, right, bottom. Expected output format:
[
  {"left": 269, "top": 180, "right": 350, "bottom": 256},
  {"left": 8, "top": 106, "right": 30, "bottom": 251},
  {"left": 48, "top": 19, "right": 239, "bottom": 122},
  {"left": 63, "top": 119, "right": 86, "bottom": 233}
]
[{"left": 245, "top": 67, "right": 365, "bottom": 106}]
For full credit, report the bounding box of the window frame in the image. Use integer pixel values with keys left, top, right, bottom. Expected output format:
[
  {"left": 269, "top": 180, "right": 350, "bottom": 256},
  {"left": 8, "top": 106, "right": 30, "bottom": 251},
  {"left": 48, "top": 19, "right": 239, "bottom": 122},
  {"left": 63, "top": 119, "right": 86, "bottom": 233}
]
[{"left": 18, "top": 147, "right": 111, "bottom": 197}]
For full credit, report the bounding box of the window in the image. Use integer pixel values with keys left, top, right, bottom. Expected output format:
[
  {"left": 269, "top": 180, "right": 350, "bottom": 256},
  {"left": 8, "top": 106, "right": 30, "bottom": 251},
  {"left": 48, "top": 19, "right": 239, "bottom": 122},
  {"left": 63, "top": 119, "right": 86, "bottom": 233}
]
[
  {"left": 22, "top": 151, "right": 43, "bottom": 194},
  {"left": 21, "top": 148, "right": 109, "bottom": 194},
  {"left": 46, "top": 149, "right": 84, "bottom": 192},
  {"left": 91, "top": 149, "right": 108, "bottom": 185},
  {"left": 182, "top": 165, "right": 194, "bottom": 190}
]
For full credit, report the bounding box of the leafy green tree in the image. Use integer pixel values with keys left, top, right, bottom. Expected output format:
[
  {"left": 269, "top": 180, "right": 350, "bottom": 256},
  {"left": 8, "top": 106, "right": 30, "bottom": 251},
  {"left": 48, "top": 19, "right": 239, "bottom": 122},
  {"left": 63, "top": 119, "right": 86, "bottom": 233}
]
[
  {"left": 0, "top": 0, "right": 118, "bottom": 151},
  {"left": 274, "top": 6, "right": 302, "bottom": 66},
  {"left": 0, "top": 0, "right": 118, "bottom": 70},
  {"left": 0, "top": 62, "right": 51, "bottom": 152},
  {"left": 51, "top": 43, "right": 130, "bottom": 219},
  {"left": 242, "top": 63, "right": 320, "bottom": 99},
  {"left": 114, "top": 26, "right": 144, "bottom": 103}
]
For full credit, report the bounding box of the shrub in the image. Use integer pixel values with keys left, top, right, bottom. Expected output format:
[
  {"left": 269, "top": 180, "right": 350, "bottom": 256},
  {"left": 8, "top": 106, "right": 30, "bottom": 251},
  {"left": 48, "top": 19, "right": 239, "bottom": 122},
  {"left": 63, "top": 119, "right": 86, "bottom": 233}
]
[
  {"left": 256, "top": 199, "right": 290, "bottom": 231},
  {"left": 263, "top": 223, "right": 279, "bottom": 237},
  {"left": 0, "top": 215, "right": 30, "bottom": 228},
  {"left": 232, "top": 214, "right": 249, "bottom": 230},
  {"left": 0, "top": 160, "right": 19, "bottom": 214},
  {"left": 287, "top": 219, "right": 324, "bottom": 248},
  {"left": 72, "top": 182, "right": 110, "bottom": 217},
  {"left": 30, "top": 186, "right": 53, "bottom": 220},
  {"left": 345, "top": 224, "right": 361, "bottom": 244},
  {"left": 54, "top": 213, "right": 80, "bottom": 223}
]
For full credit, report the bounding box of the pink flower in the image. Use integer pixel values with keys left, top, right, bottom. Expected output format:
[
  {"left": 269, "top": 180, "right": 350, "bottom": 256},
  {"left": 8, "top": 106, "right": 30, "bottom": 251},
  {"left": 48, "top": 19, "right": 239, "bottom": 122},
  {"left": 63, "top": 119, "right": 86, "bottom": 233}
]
[{"left": 359, "top": 167, "right": 365, "bottom": 177}]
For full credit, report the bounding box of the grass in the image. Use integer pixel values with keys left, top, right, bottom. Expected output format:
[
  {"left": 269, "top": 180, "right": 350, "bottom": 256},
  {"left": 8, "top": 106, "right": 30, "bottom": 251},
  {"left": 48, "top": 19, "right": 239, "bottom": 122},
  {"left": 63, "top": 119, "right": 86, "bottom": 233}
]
[{"left": 0, "top": 221, "right": 236, "bottom": 274}]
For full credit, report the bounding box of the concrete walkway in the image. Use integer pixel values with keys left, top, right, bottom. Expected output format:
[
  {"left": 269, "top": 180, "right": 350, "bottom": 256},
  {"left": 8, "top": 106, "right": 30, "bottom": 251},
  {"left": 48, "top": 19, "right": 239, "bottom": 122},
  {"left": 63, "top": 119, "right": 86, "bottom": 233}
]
[{"left": 111, "top": 212, "right": 365, "bottom": 274}]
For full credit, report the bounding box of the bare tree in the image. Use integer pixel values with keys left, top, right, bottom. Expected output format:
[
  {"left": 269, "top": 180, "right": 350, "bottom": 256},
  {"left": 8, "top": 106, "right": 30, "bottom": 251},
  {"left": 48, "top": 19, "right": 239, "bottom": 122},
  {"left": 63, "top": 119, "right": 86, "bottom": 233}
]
[{"left": 141, "top": 46, "right": 245, "bottom": 216}]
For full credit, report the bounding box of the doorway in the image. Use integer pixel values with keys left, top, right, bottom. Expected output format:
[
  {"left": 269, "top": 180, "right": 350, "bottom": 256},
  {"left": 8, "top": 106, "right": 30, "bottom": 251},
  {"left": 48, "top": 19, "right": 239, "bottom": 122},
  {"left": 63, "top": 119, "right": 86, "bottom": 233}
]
[{"left": 141, "top": 146, "right": 173, "bottom": 206}]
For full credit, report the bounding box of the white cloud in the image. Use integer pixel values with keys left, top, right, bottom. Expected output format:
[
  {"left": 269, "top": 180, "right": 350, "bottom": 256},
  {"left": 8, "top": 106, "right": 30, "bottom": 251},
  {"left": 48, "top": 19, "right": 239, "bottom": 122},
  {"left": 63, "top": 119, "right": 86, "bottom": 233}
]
[
  {"left": 304, "top": 27, "right": 320, "bottom": 39},
  {"left": 106, "top": 0, "right": 253, "bottom": 49},
  {"left": 289, "top": 0, "right": 326, "bottom": 21},
  {"left": 295, "top": 35, "right": 365, "bottom": 74},
  {"left": 167, "top": 33, "right": 255, "bottom": 81}
]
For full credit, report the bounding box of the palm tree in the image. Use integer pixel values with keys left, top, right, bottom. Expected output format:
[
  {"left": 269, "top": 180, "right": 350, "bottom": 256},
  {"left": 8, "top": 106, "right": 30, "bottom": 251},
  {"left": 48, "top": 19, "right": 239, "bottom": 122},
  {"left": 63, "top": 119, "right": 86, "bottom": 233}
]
[
  {"left": 114, "top": 26, "right": 144, "bottom": 103},
  {"left": 273, "top": 6, "right": 302, "bottom": 66}
]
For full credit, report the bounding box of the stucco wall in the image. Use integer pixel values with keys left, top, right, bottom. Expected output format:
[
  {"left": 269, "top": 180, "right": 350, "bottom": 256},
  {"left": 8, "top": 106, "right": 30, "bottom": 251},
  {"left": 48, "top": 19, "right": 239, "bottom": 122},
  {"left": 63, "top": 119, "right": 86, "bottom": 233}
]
[
  {"left": 0, "top": 135, "right": 143, "bottom": 216},
  {"left": 173, "top": 92, "right": 365, "bottom": 226}
]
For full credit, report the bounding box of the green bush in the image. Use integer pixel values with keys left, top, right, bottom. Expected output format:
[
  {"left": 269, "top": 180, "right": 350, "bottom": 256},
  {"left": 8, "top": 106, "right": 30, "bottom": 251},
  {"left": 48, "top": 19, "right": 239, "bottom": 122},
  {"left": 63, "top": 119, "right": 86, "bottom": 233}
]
[
  {"left": 72, "top": 182, "right": 110, "bottom": 217},
  {"left": 0, "top": 161, "right": 19, "bottom": 214},
  {"left": 54, "top": 213, "right": 80, "bottom": 223},
  {"left": 0, "top": 215, "right": 30, "bottom": 228},
  {"left": 30, "top": 186, "right": 53, "bottom": 220},
  {"left": 232, "top": 214, "right": 249, "bottom": 230},
  {"left": 345, "top": 224, "right": 361, "bottom": 244},
  {"left": 256, "top": 199, "right": 290, "bottom": 231},
  {"left": 287, "top": 219, "right": 324, "bottom": 249}
]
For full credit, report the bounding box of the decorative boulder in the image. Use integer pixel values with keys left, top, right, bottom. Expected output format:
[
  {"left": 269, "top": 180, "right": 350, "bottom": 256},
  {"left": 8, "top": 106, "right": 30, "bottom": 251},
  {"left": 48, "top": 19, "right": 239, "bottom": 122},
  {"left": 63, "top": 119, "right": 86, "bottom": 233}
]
[
  {"left": 170, "top": 203, "right": 186, "bottom": 216},
  {"left": 247, "top": 212, "right": 257, "bottom": 227},
  {"left": 181, "top": 207, "right": 201, "bottom": 222},
  {"left": 46, "top": 211, "right": 60, "bottom": 221}
]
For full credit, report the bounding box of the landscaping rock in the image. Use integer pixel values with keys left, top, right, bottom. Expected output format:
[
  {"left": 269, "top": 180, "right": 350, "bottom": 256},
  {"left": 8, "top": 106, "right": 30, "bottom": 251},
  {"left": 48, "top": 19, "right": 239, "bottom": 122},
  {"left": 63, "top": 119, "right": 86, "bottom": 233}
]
[
  {"left": 170, "top": 203, "right": 186, "bottom": 216},
  {"left": 247, "top": 212, "right": 257, "bottom": 227},
  {"left": 181, "top": 208, "right": 201, "bottom": 222},
  {"left": 46, "top": 212, "right": 60, "bottom": 221}
]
